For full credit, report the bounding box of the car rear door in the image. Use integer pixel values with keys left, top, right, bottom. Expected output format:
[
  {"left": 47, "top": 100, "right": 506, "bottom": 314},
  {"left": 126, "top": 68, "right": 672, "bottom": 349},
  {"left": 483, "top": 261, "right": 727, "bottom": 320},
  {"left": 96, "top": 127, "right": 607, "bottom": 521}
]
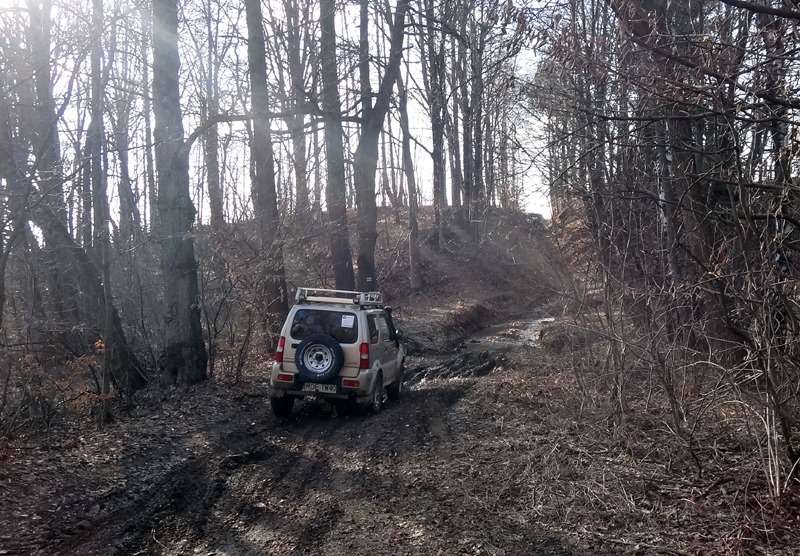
[
  {"left": 375, "top": 313, "right": 398, "bottom": 380},
  {"left": 366, "top": 314, "right": 385, "bottom": 373}
]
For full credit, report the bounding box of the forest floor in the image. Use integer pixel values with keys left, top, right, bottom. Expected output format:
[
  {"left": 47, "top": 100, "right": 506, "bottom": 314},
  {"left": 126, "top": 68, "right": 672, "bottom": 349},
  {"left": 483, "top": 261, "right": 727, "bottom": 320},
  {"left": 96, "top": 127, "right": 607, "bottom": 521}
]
[{"left": 4, "top": 296, "right": 799, "bottom": 555}]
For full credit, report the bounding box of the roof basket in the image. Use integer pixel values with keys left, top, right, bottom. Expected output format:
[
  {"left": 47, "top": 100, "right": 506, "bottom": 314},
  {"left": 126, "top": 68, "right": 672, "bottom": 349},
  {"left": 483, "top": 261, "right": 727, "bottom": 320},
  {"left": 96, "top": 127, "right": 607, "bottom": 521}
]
[{"left": 295, "top": 288, "right": 384, "bottom": 307}]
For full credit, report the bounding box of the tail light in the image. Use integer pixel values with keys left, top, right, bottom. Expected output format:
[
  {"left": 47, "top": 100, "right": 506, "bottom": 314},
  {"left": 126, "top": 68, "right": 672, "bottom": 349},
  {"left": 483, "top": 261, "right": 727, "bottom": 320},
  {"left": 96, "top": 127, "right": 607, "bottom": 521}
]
[
  {"left": 275, "top": 336, "right": 286, "bottom": 363},
  {"left": 359, "top": 342, "right": 370, "bottom": 369}
]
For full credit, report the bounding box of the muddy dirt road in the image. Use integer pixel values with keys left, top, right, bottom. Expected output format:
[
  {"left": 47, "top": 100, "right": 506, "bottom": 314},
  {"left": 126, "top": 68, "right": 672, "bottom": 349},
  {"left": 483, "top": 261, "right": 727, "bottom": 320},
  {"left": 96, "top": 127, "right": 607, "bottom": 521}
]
[
  {"left": 66, "top": 318, "right": 571, "bottom": 556},
  {"left": 0, "top": 314, "right": 573, "bottom": 556}
]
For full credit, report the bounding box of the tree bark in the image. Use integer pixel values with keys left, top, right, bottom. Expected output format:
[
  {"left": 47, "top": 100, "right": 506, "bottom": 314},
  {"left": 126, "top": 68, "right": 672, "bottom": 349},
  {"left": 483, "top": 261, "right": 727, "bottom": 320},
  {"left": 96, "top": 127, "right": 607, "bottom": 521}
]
[
  {"left": 204, "top": 3, "right": 224, "bottom": 232},
  {"left": 319, "top": 0, "right": 355, "bottom": 289},
  {"left": 458, "top": 2, "right": 473, "bottom": 224},
  {"left": 27, "top": 0, "right": 66, "bottom": 224},
  {"left": 285, "top": 0, "right": 309, "bottom": 220},
  {"left": 245, "top": 0, "right": 289, "bottom": 321},
  {"left": 447, "top": 32, "right": 463, "bottom": 208},
  {"left": 421, "top": 0, "right": 447, "bottom": 247},
  {"left": 397, "top": 72, "right": 422, "bottom": 290},
  {"left": 153, "top": 0, "right": 208, "bottom": 385},
  {"left": 354, "top": 0, "right": 410, "bottom": 290},
  {"left": 140, "top": 5, "right": 157, "bottom": 233}
]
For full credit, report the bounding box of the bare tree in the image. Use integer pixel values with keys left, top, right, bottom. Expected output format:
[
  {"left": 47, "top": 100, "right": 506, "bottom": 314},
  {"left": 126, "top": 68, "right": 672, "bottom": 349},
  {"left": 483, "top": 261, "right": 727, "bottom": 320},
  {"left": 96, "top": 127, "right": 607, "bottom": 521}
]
[
  {"left": 245, "top": 0, "right": 288, "bottom": 325},
  {"left": 153, "top": 0, "right": 207, "bottom": 385},
  {"left": 319, "top": 0, "right": 355, "bottom": 290}
]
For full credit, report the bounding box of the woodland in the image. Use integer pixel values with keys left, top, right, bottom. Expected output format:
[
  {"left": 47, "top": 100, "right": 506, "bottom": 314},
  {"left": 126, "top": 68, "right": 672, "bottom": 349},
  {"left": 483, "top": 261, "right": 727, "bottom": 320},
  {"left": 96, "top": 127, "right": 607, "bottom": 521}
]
[{"left": 1, "top": 0, "right": 800, "bottom": 553}]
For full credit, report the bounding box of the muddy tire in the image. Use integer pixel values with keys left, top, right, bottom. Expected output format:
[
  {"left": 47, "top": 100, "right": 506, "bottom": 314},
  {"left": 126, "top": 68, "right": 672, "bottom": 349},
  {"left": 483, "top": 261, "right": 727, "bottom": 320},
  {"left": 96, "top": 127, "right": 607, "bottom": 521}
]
[
  {"left": 271, "top": 396, "right": 294, "bottom": 417},
  {"left": 368, "top": 372, "right": 384, "bottom": 415},
  {"left": 387, "top": 361, "right": 404, "bottom": 401}
]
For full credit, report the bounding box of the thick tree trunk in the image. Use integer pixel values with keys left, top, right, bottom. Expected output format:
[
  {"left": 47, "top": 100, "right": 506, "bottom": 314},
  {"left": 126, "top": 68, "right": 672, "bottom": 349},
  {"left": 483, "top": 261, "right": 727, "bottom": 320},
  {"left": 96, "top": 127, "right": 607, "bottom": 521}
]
[
  {"left": 153, "top": 0, "right": 208, "bottom": 385},
  {"left": 422, "top": 0, "right": 447, "bottom": 247},
  {"left": 245, "top": 0, "right": 289, "bottom": 321},
  {"left": 27, "top": 0, "right": 66, "bottom": 224},
  {"left": 319, "top": 0, "right": 355, "bottom": 290},
  {"left": 34, "top": 201, "right": 146, "bottom": 391},
  {"left": 28, "top": 0, "right": 81, "bottom": 325},
  {"left": 354, "top": 0, "right": 410, "bottom": 290}
]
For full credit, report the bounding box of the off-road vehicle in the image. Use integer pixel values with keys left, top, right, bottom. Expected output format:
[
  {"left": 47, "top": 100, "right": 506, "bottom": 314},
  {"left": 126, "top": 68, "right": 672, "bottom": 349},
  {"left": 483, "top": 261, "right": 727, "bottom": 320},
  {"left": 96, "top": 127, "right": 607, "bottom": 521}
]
[{"left": 269, "top": 288, "right": 406, "bottom": 417}]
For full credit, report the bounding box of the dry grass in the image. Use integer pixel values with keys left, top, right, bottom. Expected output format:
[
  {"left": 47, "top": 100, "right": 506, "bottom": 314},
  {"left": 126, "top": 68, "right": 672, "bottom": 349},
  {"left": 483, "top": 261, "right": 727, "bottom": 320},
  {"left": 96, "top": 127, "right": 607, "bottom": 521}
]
[{"left": 461, "top": 339, "right": 800, "bottom": 554}]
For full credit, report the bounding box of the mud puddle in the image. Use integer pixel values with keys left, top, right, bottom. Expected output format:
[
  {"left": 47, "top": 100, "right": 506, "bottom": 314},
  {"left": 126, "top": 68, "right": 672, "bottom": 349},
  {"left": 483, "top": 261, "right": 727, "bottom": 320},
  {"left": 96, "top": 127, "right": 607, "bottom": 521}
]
[
  {"left": 406, "top": 316, "right": 554, "bottom": 386},
  {"left": 463, "top": 316, "right": 556, "bottom": 352}
]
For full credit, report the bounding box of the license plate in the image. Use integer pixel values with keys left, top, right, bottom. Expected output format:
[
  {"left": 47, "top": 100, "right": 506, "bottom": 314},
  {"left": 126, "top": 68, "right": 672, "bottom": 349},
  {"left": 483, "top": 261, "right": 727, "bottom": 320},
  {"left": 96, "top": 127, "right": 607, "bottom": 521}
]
[{"left": 302, "top": 383, "right": 337, "bottom": 394}]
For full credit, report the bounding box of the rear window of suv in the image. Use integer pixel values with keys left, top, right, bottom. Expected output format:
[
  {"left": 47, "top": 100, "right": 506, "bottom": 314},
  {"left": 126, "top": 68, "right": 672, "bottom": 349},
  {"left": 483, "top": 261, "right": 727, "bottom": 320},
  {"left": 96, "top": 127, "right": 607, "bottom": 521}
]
[{"left": 289, "top": 309, "right": 359, "bottom": 344}]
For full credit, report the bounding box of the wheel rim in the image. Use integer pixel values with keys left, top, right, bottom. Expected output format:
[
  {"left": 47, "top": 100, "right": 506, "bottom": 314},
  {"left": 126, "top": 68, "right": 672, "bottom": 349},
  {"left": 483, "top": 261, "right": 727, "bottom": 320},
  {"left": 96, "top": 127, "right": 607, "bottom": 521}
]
[{"left": 303, "top": 344, "right": 333, "bottom": 375}]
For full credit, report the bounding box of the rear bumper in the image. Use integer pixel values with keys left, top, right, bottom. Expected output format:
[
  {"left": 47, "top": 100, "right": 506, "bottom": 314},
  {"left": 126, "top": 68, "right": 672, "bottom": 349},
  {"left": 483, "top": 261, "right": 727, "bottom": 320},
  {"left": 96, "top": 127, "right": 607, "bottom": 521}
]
[{"left": 270, "top": 363, "right": 377, "bottom": 399}]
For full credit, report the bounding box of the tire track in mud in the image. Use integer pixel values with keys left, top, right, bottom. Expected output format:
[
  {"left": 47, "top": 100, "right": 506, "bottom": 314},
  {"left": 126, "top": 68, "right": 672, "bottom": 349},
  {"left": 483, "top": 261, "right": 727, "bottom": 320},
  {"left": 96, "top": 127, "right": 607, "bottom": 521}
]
[
  {"left": 82, "top": 314, "right": 572, "bottom": 556},
  {"left": 183, "top": 415, "right": 349, "bottom": 554},
  {"left": 184, "top": 386, "right": 473, "bottom": 555}
]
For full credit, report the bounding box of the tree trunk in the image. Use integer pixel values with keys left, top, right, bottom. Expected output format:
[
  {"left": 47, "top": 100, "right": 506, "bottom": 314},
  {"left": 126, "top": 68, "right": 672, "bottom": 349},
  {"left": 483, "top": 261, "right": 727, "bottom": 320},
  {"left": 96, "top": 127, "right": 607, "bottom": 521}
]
[
  {"left": 447, "top": 33, "right": 463, "bottom": 208},
  {"left": 285, "top": 0, "right": 309, "bottom": 220},
  {"left": 319, "top": 0, "right": 355, "bottom": 290},
  {"left": 359, "top": 0, "right": 373, "bottom": 124},
  {"left": 458, "top": 4, "right": 473, "bottom": 224},
  {"left": 153, "top": 0, "right": 208, "bottom": 385},
  {"left": 89, "top": 0, "right": 104, "bottom": 263},
  {"left": 312, "top": 123, "right": 322, "bottom": 215},
  {"left": 27, "top": 0, "right": 66, "bottom": 224},
  {"left": 470, "top": 22, "right": 486, "bottom": 222},
  {"left": 140, "top": 5, "right": 157, "bottom": 233},
  {"left": 397, "top": 72, "right": 422, "bottom": 290},
  {"left": 422, "top": 0, "right": 447, "bottom": 247},
  {"left": 204, "top": 6, "right": 224, "bottom": 232},
  {"left": 354, "top": 0, "right": 410, "bottom": 290},
  {"left": 245, "top": 0, "right": 289, "bottom": 322}
]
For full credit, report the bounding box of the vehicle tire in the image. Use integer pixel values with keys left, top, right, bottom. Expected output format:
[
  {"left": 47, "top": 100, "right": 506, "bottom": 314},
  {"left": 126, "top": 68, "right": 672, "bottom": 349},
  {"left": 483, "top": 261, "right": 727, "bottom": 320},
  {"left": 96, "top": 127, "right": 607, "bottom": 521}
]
[
  {"left": 295, "top": 334, "right": 344, "bottom": 383},
  {"left": 271, "top": 396, "right": 294, "bottom": 417},
  {"left": 368, "top": 372, "right": 384, "bottom": 415},
  {"left": 387, "top": 361, "right": 405, "bottom": 401}
]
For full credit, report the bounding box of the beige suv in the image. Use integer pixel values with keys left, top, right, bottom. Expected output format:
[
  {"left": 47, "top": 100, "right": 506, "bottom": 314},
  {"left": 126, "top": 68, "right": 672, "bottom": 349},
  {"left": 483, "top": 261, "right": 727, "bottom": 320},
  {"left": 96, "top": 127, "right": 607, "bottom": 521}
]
[{"left": 269, "top": 288, "right": 406, "bottom": 417}]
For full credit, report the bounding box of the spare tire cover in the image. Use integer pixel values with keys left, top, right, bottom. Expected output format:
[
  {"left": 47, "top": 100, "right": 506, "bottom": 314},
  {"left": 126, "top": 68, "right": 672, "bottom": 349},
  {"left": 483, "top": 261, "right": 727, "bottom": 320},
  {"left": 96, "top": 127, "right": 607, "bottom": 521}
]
[{"left": 295, "top": 334, "right": 345, "bottom": 382}]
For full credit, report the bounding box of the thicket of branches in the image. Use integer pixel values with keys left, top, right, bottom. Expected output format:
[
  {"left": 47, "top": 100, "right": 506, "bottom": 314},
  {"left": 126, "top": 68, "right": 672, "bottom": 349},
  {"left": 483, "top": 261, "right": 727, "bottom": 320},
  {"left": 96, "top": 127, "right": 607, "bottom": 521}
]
[
  {"left": 0, "top": 0, "right": 536, "bottom": 429},
  {"left": 535, "top": 0, "right": 800, "bottom": 501}
]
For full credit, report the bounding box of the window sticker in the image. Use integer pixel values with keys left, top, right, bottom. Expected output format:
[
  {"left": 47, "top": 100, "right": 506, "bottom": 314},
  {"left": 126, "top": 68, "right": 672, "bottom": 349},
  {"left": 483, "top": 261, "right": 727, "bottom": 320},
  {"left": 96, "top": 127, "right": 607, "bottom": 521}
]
[{"left": 341, "top": 314, "right": 355, "bottom": 328}]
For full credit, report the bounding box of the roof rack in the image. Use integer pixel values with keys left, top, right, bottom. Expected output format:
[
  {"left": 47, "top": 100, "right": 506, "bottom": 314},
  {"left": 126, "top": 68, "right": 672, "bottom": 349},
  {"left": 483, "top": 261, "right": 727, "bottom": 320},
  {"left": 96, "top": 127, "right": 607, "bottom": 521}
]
[{"left": 295, "top": 288, "right": 384, "bottom": 307}]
